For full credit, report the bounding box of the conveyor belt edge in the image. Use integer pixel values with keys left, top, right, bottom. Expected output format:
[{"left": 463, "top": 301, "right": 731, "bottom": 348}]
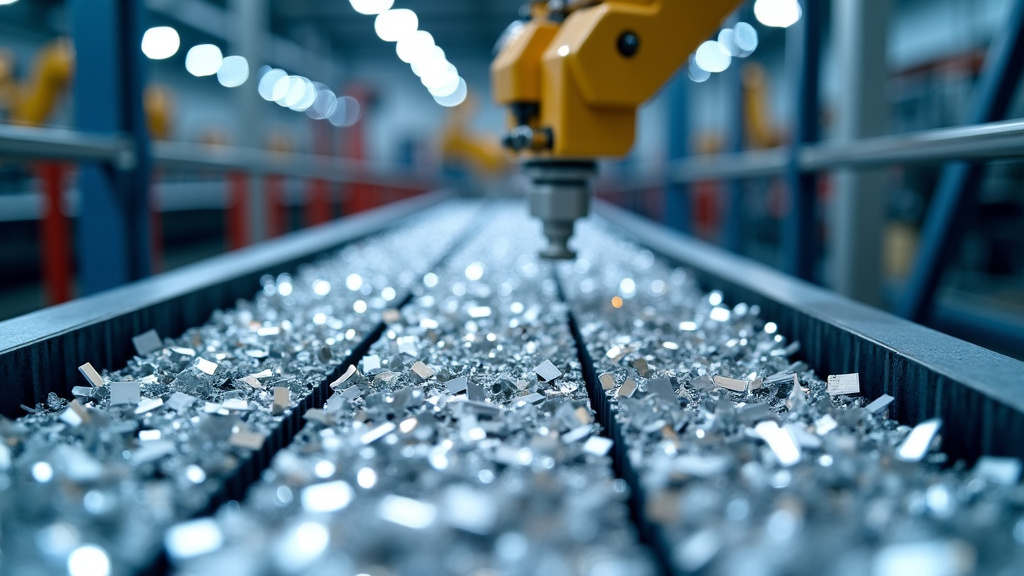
[{"left": 594, "top": 200, "right": 1024, "bottom": 463}]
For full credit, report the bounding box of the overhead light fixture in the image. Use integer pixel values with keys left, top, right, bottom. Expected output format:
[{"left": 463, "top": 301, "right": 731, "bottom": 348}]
[
  {"left": 253, "top": 65, "right": 358, "bottom": 126},
  {"left": 396, "top": 31, "right": 435, "bottom": 63},
  {"left": 278, "top": 76, "right": 309, "bottom": 108},
  {"left": 258, "top": 68, "right": 287, "bottom": 100},
  {"left": 433, "top": 78, "right": 467, "bottom": 108},
  {"left": 216, "top": 55, "right": 249, "bottom": 88},
  {"left": 141, "top": 26, "right": 180, "bottom": 60},
  {"left": 185, "top": 44, "right": 223, "bottom": 77},
  {"left": 328, "top": 96, "right": 362, "bottom": 127},
  {"left": 694, "top": 40, "right": 731, "bottom": 73},
  {"left": 753, "top": 0, "right": 802, "bottom": 28},
  {"left": 374, "top": 9, "right": 418, "bottom": 42},
  {"left": 421, "top": 63, "right": 458, "bottom": 91},
  {"left": 427, "top": 73, "right": 461, "bottom": 98},
  {"left": 306, "top": 84, "right": 339, "bottom": 120},
  {"left": 688, "top": 55, "right": 711, "bottom": 83},
  {"left": 354, "top": 6, "right": 468, "bottom": 108},
  {"left": 733, "top": 22, "right": 759, "bottom": 56},
  {"left": 411, "top": 47, "right": 447, "bottom": 77},
  {"left": 290, "top": 77, "right": 318, "bottom": 112},
  {"left": 349, "top": 0, "right": 393, "bottom": 15}
]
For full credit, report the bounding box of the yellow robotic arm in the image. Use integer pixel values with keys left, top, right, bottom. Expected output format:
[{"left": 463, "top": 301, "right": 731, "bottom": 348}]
[
  {"left": 491, "top": 0, "right": 742, "bottom": 258},
  {"left": 8, "top": 39, "right": 74, "bottom": 127}
]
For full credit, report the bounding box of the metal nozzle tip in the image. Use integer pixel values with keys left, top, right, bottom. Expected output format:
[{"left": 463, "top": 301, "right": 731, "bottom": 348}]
[
  {"left": 539, "top": 244, "right": 576, "bottom": 260},
  {"left": 524, "top": 160, "right": 597, "bottom": 262},
  {"left": 539, "top": 221, "right": 576, "bottom": 260}
]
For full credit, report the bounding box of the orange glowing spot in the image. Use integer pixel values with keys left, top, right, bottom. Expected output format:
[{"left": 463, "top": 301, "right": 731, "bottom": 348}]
[{"left": 611, "top": 296, "right": 623, "bottom": 308}]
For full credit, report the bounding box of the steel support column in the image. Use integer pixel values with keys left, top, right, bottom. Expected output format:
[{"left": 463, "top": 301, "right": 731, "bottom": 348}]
[
  {"left": 663, "top": 72, "right": 692, "bottom": 233},
  {"left": 721, "top": 19, "right": 746, "bottom": 253},
  {"left": 71, "top": 0, "right": 152, "bottom": 294},
  {"left": 899, "top": 0, "right": 1024, "bottom": 322},
  {"left": 830, "top": 0, "right": 891, "bottom": 306},
  {"left": 231, "top": 0, "right": 268, "bottom": 242},
  {"left": 38, "top": 163, "right": 71, "bottom": 304},
  {"left": 782, "top": 1, "right": 822, "bottom": 280}
]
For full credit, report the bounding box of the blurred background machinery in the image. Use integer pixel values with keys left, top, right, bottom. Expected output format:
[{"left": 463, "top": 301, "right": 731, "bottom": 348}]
[{"left": 0, "top": 0, "right": 1023, "bottom": 362}]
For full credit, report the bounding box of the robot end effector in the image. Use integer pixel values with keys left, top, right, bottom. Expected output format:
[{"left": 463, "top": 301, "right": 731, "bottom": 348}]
[{"left": 490, "top": 0, "right": 743, "bottom": 259}]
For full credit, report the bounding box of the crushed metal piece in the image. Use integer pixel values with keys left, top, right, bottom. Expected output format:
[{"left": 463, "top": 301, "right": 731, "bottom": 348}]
[
  {"left": 827, "top": 373, "right": 861, "bottom": 396},
  {"left": 132, "top": 329, "right": 163, "bottom": 356},
  {"left": 272, "top": 387, "right": 290, "bottom": 415},
  {"left": 713, "top": 375, "right": 747, "bottom": 393},
  {"left": 534, "top": 359, "right": 563, "bottom": 382},
  {"left": 229, "top": 427, "right": 266, "bottom": 450},
  {"left": 78, "top": 362, "right": 104, "bottom": 387},
  {"left": 865, "top": 393, "right": 895, "bottom": 414},
  {"left": 109, "top": 382, "right": 141, "bottom": 406},
  {"left": 411, "top": 361, "right": 435, "bottom": 381},
  {"left": 194, "top": 357, "right": 218, "bottom": 376}
]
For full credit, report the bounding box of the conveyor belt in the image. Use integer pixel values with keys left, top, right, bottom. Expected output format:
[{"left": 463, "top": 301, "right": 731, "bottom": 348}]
[{"left": 1, "top": 197, "right": 1022, "bottom": 576}]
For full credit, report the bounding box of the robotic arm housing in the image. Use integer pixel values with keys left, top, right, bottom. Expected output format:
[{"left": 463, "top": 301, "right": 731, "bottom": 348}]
[{"left": 491, "top": 0, "right": 743, "bottom": 258}]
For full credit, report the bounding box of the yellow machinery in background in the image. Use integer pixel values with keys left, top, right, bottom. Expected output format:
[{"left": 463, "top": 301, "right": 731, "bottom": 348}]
[
  {"left": 1, "top": 39, "right": 173, "bottom": 139},
  {"left": 440, "top": 93, "right": 509, "bottom": 176},
  {"left": 1, "top": 39, "right": 74, "bottom": 127},
  {"left": 743, "top": 62, "right": 783, "bottom": 150},
  {"left": 144, "top": 85, "right": 174, "bottom": 141},
  {"left": 492, "top": 0, "right": 742, "bottom": 258}
]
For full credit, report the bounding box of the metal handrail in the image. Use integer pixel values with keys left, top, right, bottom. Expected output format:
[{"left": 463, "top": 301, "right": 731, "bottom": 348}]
[
  {"left": 671, "top": 148, "right": 788, "bottom": 183},
  {"left": 800, "top": 117, "right": 1024, "bottom": 170},
  {"left": 151, "top": 142, "right": 431, "bottom": 189},
  {"left": 0, "top": 124, "right": 435, "bottom": 189},
  {"left": 0, "top": 124, "right": 134, "bottom": 167},
  {"left": 8, "top": 116, "right": 1024, "bottom": 188},
  {"left": 669, "top": 117, "right": 1024, "bottom": 183}
]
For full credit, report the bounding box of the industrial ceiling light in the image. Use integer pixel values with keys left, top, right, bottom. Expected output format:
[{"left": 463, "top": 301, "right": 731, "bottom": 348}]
[
  {"left": 306, "top": 86, "right": 338, "bottom": 120},
  {"left": 718, "top": 28, "right": 742, "bottom": 57},
  {"left": 411, "top": 47, "right": 447, "bottom": 78},
  {"left": 328, "top": 96, "right": 362, "bottom": 127},
  {"left": 427, "top": 72, "right": 462, "bottom": 98},
  {"left": 141, "top": 26, "right": 180, "bottom": 60},
  {"left": 397, "top": 31, "right": 435, "bottom": 63},
  {"left": 355, "top": 5, "right": 468, "bottom": 108},
  {"left": 185, "top": 44, "right": 223, "bottom": 77},
  {"left": 694, "top": 40, "right": 731, "bottom": 73},
  {"left": 279, "top": 76, "right": 309, "bottom": 108},
  {"left": 733, "top": 22, "right": 759, "bottom": 56},
  {"left": 417, "top": 63, "right": 457, "bottom": 89},
  {"left": 349, "top": 0, "right": 393, "bottom": 15},
  {"left": 290, "top": 77, "right": 318, "bottom": 112},
  {"left": 270, "top": 74, "right": 293, "bottom": 103},
  {"left": 374, "top": 9, "right": 418, "bottom": 42},
  {"left": 433, "top": 78, "right": 467, "bottom": 108},
  {"left": 753, "top": 0, "right": 802, "bottom": 28},
  {"left": 258, "top": 68, "right": 287, "bottom": 100},
  {"left": 216, "top": 55, "right": 249, "bottom": 88},
  {"left": 688, "top": 55, "right": 711, "bottom": 83}
]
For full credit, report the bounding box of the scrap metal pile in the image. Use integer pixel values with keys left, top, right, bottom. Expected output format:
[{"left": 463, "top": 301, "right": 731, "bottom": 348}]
[
  {"left": 0, "top": 203, "right": 477, "bottom": 576},
  {"left": 562, "top": 221, "right": 1024, "bottom": 576},
  {"left": 1, "top": 204, "right": 1022, "bottom": 576}
]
